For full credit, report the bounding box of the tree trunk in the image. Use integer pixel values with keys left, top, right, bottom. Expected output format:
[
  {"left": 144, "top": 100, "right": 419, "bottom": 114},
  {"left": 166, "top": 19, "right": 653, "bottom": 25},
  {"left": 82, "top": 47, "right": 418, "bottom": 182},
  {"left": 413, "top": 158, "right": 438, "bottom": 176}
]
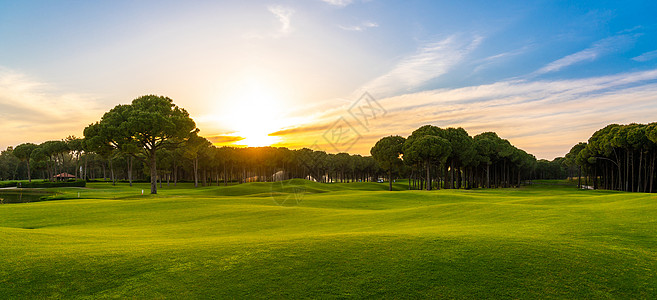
[
  {"left": 630, "top": 151, "right": 636, "bottom": 192},
  {"left": 109, "top": 158, "right": 115, "bottom": 186},
  {"left": 626, "top": 150, "right": 629, "bottom": 191},
  {"left": 102, "top": 162, "right": 106, "bottom": 182},
  {"left": 128, "top": 156, "right": 133, "bottom": 187},
  {"left": 486, "top": 164, "right": 490, "bottom": 188},
  {"left": 150, "top": 150, "right": 158, "bottom": 194},
  {"left": 388, "top": 170, "right": 392, "bottom": 191},
  {"left": 26, "top": 159, "right": 32, "bottom": 183},
  {"left": 193, "top": 157, "right": 199, "bottom": 188},
  {"left": 650, "top": 153, "right": 655, "bottom": 193},
  {"left": 503, "top": 160, "right": 507, "bottom": 188},
  {"left": 173, "top": 159, "right": 178, "bottom": 186},
  {"left": 637, "top": 151, "right": 643, "bottom": 192},
  {"left": 643, "top": 156, "right": 649, "bottom": 193},
  {"left": 52, "top": 157, "right": 57, "bottom": 181},
  {"left": 609, "top": 166, "right": 616, "bottom": 190},
  {"left": 456, "top": 166, "right": 462, "bottom": 189},
  {"left": 604, "top": 163, "right": 609, "bottom": 190},
  {"left": 448, "top": 159, "right": 454, "bottom": 189},
  {"left": 426, "top": 162, "right": 431, "bottom": 191},
  {"left": 74, "top": 154, "right": 79, "bottom": 179}
]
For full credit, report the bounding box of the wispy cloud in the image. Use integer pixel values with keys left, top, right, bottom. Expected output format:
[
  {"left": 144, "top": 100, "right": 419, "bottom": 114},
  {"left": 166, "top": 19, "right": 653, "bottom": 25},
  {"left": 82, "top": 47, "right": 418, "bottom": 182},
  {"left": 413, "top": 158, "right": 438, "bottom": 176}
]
[
  {"left": 471, "top": 45, "right": 534, "bottom": 74},
  {"left": 339, "top": 21, "right": 378, "bottom": 31},
  {"left": 321, "top": 0, "right": 354, "bottom": 7},
  {"left": 269, "top": 124, "right": 329, "bottom": 136},
  {"left": 268, "top": 5, "right": 295, "bottom": 38},
  {"left": 357, "top": 34, "right": 483, "bottom": 97},
  {"left": 534, "top": 34, "right": 637, "bottom": 75},
  {"left": 206, "top": 135, "right": 245, "bottom": 144},
  {"left": 284, "top": 68, "right": 657, "bottom": 159},
  {"left": 0, "top": 67, "right": 105, "bottom": 149},
  {"left": 633, "top": 49, "right": 657, "bottom": 62},
  {"left": 374, "top": 69, "right": 657, "bottom": 159},
  {"left": 244, "top": 5, "right": 295, "bottom": 39}
]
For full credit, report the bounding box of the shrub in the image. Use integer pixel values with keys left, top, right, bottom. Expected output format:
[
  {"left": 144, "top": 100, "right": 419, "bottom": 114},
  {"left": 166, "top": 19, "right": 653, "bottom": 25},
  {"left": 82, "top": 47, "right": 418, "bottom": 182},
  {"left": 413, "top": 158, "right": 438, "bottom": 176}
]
[
  {"left": 0, "top": 182, "right": 18, "bottom": 188},
  {"left": 21, "top": 180, "right": 86, "bottom": 188}
]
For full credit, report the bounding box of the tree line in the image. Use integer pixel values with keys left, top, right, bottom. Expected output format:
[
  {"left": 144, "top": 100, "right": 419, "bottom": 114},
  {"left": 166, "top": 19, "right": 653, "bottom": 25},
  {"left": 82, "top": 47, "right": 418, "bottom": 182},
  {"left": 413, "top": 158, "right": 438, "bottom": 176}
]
[
  {"left": 1, "top": 95, "right": 388, "bottom": 193},
  {"left": 566, "top": 123, "right": 657, "bottom": 192},
  {"left": 370, "top": 125, "right": 542, "bottom": 191},
  {"left": 0, "top": 138, "right": 385, "bottom": 190},
  {"left": 1, "top": 94, "right": 578, "bottom": 194}
]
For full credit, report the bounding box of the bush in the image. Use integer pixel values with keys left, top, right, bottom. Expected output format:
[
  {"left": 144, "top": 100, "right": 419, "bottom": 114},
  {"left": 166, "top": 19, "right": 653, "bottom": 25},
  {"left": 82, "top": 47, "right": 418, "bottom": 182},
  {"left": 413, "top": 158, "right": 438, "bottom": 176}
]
[
  {"left": 0, "top": 181, "right": 18, "bottom": 188},
  {"left": 20, "top": 180, "right": 86, "bottom": 188}
]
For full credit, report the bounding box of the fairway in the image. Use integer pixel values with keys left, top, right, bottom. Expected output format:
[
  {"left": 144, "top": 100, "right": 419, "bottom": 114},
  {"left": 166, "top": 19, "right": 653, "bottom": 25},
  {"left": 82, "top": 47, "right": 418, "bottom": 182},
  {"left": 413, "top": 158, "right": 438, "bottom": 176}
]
[{"left": 1, "top": 181, "right": 656, "bottom": 298}]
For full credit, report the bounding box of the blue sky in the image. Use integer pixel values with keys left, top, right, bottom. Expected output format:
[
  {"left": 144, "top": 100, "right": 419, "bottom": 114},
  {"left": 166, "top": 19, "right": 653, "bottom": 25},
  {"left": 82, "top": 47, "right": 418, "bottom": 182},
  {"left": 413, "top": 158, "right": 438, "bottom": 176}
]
[{"left": 1, "top": 0, "right": 657, "bottom": 159}]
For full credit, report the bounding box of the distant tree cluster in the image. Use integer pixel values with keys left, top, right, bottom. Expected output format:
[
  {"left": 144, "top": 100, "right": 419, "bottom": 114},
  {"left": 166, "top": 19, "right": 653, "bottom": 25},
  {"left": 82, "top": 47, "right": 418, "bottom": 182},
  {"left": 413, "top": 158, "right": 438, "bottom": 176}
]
[
  {"left": 2, "top": 138, "right": 87, "bottom": 184},
  {"left": 0, "top": 95, "right": 386, "bottom": 194},
  {"left": 2, "top": 94, "right": 583, "bottom": 194},
  {"left": 2, "top": 137, "right": 132, "bottom": 184},
  {"left": 534, "top": 158, "right": 570, "bottom": 180},
  {"left": 370, "top": 125, "right": 538, "bottom": 191},
  {"left": 567, "top": 123, "right": 657, "bottom": 192},
  {"left": 0, "top": 142, "right": 384, "bottom": 190}
]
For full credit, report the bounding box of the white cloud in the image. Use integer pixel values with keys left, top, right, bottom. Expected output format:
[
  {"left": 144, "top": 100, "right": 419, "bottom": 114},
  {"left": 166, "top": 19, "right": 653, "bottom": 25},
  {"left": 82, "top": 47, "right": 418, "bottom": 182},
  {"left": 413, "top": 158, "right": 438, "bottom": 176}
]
[
  {"left": 321, "top": 0, "right": 354, "bottom": 7},
  {"left": 339, "top": 21, "right": 378, "bottom": 31},
  {"left": 632, "top": 49, "right": 657, "bottom": 62},
  {"left": 369, "top": 69, "right": 657, "bottom": 159},
  {"left": 534, "top": 34, "right": 637, "bottom": 75},
  {"left": 357, "top": 34, "right": 483, "bottom": 97},
  {"left": 242, "top": 5, "right": 295, "bottom": 39},
  {"left": 268, "top": 5, "right": 295, "bottom": 38}
]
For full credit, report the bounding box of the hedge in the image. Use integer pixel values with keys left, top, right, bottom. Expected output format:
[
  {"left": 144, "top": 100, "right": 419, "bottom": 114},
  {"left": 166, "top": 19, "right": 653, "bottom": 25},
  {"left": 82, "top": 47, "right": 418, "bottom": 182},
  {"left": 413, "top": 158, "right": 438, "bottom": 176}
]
[
  {"left": 0, "top": 182, "right": 18, "bottom": 188},
  {"left": 19, "top": 180, "right": 86, "bottom": 188}
]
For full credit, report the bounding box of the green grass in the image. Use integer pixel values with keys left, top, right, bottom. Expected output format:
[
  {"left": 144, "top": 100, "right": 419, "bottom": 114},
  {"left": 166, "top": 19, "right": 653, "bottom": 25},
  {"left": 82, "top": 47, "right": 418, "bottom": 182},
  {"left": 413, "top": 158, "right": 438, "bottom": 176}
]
[{"left": 1, "top": 180, "right": 656, "bottom": 298}]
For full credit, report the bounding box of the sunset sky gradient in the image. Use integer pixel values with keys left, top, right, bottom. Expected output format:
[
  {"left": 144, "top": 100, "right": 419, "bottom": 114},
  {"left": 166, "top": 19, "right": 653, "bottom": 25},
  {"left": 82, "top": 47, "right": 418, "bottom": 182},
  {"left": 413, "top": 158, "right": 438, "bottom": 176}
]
[{"left": 2, "top": 0, "right": 657, "bottom": 159}]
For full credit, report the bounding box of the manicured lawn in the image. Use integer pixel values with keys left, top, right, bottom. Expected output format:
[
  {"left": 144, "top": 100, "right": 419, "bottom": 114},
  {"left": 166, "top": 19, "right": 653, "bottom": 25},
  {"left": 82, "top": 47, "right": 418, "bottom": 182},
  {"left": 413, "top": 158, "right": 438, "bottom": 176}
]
[{"left": 1, "top": 180, "right": 655, "bottom": 298}]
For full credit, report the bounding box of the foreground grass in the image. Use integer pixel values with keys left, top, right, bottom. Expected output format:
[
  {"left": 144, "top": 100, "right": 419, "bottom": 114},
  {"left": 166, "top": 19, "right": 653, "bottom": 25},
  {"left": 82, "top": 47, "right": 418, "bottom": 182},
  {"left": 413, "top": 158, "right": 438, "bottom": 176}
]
[{"left": 1, "top": 180, "right": 656, "bottom": 298}]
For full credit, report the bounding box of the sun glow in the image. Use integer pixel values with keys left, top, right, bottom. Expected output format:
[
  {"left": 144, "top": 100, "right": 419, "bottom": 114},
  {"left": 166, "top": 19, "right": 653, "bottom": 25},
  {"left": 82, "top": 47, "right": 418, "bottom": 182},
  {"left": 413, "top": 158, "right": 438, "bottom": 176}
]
[{"left": 220, "top": 76, "right": 287, "bottom": 147}]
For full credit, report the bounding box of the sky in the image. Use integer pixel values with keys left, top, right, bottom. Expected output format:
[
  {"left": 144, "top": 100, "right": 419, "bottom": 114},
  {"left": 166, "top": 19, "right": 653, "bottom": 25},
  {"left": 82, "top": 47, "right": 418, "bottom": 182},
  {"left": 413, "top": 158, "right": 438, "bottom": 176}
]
[{"left": 1, "top": 0, "right": 657, "bottom": 159}]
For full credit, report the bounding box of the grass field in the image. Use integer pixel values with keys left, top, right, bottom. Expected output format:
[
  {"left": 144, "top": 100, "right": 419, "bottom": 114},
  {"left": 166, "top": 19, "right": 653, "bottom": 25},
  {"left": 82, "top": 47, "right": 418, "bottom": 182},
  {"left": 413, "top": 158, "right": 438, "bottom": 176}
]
[{"left": 1, "top": 180, "right": 656, "bottom": 298}]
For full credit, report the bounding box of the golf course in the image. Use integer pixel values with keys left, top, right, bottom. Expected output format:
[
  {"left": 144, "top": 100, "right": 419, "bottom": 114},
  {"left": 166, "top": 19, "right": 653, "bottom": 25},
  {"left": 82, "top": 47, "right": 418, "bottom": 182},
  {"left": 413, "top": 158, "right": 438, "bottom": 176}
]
[{"left": 1, "top": 180, "right": 655, "bottom": 298}]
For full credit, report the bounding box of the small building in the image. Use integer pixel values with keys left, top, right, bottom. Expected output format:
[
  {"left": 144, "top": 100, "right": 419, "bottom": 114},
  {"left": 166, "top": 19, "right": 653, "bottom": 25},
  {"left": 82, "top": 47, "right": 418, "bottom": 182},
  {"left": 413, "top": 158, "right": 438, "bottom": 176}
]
[{"left": 53, "top": 173, "right": 76, "bottom": 181}]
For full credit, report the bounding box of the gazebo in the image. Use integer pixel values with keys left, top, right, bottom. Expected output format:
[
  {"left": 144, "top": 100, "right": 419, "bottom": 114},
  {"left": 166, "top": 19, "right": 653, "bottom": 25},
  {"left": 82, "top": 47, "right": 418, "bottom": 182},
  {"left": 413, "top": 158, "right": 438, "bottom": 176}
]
[{"left": 53, "top": 173, "right": 76, "bottom": 181}]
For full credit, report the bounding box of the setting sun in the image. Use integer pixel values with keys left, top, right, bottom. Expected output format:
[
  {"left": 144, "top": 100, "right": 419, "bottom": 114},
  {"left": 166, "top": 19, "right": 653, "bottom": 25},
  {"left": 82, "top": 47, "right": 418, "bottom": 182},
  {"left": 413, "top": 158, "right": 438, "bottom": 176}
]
[{"left": 210, "top": 73, "right": 289, "bottom": 147}]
